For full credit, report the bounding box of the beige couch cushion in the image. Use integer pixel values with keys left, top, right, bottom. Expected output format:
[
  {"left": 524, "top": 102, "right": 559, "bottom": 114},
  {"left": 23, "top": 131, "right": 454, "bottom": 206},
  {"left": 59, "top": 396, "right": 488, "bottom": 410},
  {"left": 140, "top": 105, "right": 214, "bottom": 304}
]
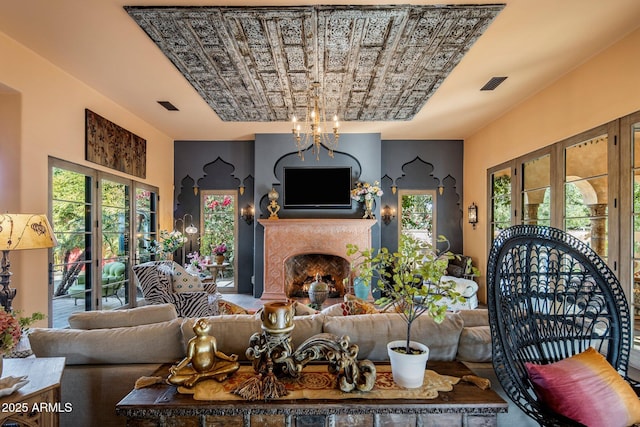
[
  {"left": 68, "top": 303, "right": 178, "bottom": 329},
  {"left": 457, "top": 326, "right": 492, "bottom": 362},
  {"left": 181, "top": 314, "right": 326, "bottom": 361},
  {"left": 29, "top": 318, "right": 184, "bottom": 365},
  {"left": 458, "top": 309, "right": 489, "bottom": 327},
  {"left": 322, "top": 312, "right": 464, "bottom": 362}
]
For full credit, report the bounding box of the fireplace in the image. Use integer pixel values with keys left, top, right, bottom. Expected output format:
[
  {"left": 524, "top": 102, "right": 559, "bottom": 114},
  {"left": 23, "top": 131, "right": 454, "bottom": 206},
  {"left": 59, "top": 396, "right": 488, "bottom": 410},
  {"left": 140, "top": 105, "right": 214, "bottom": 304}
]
[
  {"left": 285, "top": 253, "right": 349, "bottom": 298},
  {"left": 259, "top": 219, "right": 376, "bottom": 300}
]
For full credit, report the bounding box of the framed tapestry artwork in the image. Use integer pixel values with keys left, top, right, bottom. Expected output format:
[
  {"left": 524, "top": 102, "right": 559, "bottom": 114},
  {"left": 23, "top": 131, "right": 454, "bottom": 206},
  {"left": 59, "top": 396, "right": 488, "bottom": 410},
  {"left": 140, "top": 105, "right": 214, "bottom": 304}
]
[{"left": 85, "top": 109, "right": 147, "bottom": 178}]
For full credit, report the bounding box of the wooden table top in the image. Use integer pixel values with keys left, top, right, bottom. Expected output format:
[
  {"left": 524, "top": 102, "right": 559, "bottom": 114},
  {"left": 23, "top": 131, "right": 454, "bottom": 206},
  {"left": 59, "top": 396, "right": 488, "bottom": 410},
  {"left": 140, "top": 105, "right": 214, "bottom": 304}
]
[
  {"left": 116, "top": 361, "right": 507, "bottom": 417},
  {"left": 0, "top": 357, "right": 65, "bottom": 403}
]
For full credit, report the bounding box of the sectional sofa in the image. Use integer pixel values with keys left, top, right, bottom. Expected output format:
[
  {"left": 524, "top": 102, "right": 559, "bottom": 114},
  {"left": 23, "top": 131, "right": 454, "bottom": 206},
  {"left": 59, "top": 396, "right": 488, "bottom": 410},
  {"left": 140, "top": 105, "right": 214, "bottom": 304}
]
[{"left": 28, "top": 303, "right": 533, "bottom": 427}]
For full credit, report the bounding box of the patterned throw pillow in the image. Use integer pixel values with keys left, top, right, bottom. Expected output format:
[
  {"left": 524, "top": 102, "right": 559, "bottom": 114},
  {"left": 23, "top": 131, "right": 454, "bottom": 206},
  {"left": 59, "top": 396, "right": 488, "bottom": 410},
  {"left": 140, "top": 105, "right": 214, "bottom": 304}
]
[
  {"left": 340, "top": 295, "right": 378, "bottom": 316},
  {"left": 218, "top": 299, "right": 249, "bottom": 315},
  {"left": 525, "top": 347, "right": 640, "bottom": 427},
  {"left": 172, "top": 266, "right": 206, "bottom": 293}
]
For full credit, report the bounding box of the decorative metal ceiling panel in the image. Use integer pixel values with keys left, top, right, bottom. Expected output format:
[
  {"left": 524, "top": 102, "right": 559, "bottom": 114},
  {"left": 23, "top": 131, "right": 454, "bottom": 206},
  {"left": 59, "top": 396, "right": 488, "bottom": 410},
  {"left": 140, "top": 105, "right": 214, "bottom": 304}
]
[{"left": 126, "top": 5, "right": 503, "bottom": 122}]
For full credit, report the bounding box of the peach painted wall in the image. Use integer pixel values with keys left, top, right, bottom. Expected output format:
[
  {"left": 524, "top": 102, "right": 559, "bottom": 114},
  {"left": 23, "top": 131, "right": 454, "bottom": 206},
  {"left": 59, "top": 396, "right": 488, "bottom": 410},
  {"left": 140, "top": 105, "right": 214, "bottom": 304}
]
[
  {"left": 0, "top": 32, "right": 174, "bottom": 320},
  {"left": 0, "top": 88, "right": 20, "bottom": 211},
  {"left": 464, "top": 27, "right": 640, "bottom": 303}
]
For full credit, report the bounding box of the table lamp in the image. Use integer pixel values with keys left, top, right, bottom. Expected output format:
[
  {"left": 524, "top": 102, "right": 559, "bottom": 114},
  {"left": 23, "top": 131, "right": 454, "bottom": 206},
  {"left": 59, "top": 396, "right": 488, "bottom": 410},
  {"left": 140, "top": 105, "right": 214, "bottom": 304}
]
[{"left": 0, "top": 214, "right": 57, "bottom": 312}]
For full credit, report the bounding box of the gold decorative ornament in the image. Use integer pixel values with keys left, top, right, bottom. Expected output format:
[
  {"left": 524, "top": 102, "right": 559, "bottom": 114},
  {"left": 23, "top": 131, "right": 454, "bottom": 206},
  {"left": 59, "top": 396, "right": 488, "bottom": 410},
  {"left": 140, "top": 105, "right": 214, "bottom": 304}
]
[
  {"left": 233, "top": 301, "right": 376, "bottom": 400},
  {"left": 260, "top": 300, "right": 294, "bottom": 334},
  {"left": 168, "top": 318, "right": 240, "bottom": 388},
  {"left": 267, "top": 187, "right": 280, "bottom": 219}
]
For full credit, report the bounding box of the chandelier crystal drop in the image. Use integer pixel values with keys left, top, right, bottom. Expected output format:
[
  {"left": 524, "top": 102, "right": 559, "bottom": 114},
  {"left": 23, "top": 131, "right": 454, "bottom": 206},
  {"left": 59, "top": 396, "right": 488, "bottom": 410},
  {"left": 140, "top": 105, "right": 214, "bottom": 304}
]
[{"left": 291, "top": 82, "right": 340, "bottom": 161}]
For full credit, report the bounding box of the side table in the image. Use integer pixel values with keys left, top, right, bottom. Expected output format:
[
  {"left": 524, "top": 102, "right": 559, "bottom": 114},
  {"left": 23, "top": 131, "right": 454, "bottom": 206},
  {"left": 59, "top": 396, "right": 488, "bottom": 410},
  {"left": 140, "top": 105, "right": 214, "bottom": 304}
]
[
  {"left": 0, "top": 357, "right": 65, "bottom": 427},
  {"left": 203, "top": 262, "right": 229, "bottom": 285}
]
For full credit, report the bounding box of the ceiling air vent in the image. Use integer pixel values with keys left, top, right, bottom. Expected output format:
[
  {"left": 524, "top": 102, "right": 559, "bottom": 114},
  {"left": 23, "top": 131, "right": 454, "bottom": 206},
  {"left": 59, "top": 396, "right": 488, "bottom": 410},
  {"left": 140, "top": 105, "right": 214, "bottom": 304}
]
[
  {"left": 480, "top": 76, "right": 507, "bottom": 91},
  {"left": 158, "top": 100, "right": 179, "bottom": 111}
]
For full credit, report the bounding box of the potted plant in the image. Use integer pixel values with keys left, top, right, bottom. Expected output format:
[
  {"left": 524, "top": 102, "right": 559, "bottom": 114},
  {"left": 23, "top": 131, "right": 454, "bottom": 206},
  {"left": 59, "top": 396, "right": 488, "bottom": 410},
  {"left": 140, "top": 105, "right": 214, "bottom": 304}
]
[
  {"left": 347, "top": 234, "right": 464, "bottom": 388},
  {"left": 213, "top": 243, "right": 228, "bottom": 265},
  {"left": 150, "top": 230, "right": 188, "bottom": 261},
  {"left": 346, "top": 245, "right": 376, "bottom": 300}
]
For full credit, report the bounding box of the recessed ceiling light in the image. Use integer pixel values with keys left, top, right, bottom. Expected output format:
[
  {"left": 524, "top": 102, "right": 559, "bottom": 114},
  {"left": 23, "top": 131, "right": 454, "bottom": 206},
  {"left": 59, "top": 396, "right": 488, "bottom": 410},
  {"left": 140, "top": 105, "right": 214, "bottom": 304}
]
[
  {"left": 480, "top": 77, "right": 508, "bottom": 91},
  {"left": 157, "top": 100, "right": 179, "bottom": 111}
]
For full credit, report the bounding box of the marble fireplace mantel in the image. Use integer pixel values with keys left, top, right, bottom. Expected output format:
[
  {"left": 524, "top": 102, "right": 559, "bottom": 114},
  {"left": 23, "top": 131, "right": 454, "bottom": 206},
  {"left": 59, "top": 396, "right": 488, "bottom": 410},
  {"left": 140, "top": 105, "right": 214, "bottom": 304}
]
[{"left": 258, "top": 218, "right": 376, "bottom": 300}]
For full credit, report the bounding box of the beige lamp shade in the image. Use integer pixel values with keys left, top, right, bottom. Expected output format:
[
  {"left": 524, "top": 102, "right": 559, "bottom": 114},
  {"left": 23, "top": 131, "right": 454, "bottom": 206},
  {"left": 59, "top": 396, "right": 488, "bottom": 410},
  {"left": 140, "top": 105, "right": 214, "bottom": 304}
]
[{"left": 0, "top": 214, "right": 58, "bottom": 251}]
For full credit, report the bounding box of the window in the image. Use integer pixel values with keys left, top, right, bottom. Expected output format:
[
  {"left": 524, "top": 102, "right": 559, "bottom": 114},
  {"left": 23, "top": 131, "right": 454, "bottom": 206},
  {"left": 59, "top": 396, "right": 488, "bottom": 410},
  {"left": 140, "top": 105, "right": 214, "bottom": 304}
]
[
  {"left": 49, "top": 158, "right": 158, "bottom": 328},
  {"left": 399, "top": 190, "right": 436, "bottom": 247}
]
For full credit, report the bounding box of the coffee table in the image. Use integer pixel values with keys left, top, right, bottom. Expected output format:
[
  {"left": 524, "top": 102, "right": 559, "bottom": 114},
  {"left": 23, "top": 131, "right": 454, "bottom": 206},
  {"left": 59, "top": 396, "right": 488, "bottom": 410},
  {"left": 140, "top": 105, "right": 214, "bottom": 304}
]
[{"left": 116, "top": 361, "right": 507, "bottom": 426}]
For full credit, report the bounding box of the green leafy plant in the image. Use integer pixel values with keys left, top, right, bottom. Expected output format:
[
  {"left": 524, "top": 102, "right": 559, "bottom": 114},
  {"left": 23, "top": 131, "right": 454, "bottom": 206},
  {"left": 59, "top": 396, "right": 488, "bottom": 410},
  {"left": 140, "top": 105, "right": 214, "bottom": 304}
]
[
  {"left": 150, "top": 230, "right": 187, "bottom": 256},
  {"left": 347, "top": 234, "right": 464, "bottom": 354},
  {"left": 346, "top": 244, "right": 376, "bottom": 291}
]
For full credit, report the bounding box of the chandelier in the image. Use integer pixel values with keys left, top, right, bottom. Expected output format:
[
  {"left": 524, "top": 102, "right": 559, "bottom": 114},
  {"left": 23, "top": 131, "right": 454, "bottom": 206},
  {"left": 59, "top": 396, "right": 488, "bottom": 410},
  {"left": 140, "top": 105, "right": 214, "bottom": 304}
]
[
  {"left": 291, "top": 83, "right": 340, "bottom": 161},
  {"left": 290, "top": 9, "right": 340, "bottom": 161}
]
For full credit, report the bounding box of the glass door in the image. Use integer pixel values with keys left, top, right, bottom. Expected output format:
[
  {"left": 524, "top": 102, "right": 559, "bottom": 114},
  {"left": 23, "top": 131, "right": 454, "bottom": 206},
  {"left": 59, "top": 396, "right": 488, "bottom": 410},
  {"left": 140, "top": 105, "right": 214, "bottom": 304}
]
[
  {"left": 49, "top": 158, "right": 159, "bottom": 327},
  {"left": 521, "top": 154, "right": 551, "bottom": 226},
  {"left": 99, "top": 177, "right": 131, "bottom": 309},
  {"left": 622, "top": 113, "right": 640, "bottom": 365},
  {"left": 489, "top": 166, "right": 513, "bottom": 240},
  {"left": 50, "top": 163, "right": 94, "bottom": 328},
  {"left": 133, "top": 186, "right": 158, "bottom": 304},
  {"left": 201, "top": 191, "right": 237, "bottom": 293},
  {"left": 564, "top": 134, "right": 609, "bottom": 260}
]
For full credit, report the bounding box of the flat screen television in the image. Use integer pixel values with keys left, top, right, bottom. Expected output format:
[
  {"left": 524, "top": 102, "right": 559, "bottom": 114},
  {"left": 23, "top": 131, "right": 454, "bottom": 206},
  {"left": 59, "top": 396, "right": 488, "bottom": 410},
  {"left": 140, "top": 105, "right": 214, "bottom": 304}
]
[{"left": 283, "top": 167, "right": 352, "bottom": 208}]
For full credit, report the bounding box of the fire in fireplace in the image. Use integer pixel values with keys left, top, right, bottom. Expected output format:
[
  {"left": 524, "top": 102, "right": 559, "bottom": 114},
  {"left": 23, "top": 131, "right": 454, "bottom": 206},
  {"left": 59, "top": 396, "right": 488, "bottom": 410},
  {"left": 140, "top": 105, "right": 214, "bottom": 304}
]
[{"left": 285, "top": 254, "right": 350, "bottom": 299}]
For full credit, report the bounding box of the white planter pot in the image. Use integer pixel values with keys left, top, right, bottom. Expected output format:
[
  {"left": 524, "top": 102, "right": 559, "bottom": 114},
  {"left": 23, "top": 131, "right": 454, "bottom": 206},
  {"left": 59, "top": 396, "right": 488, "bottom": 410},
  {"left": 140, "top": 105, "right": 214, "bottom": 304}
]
[{"left": 387, "top": 340, "right": 430, "bottom": 388}]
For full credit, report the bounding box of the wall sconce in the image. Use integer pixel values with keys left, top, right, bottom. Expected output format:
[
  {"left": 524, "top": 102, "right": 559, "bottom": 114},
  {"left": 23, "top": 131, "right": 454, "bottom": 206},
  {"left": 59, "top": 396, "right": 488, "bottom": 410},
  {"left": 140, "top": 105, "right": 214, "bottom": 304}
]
[
  {"left": 193, "top": 183, "right": 199, "bottom": 196},
  {"left": 468, "top": 202, "right": 478, "bottom": 229},
  {"left": 241, "top": 205, "right": 254, "bottom": 225},
  {"left": 381, "top": 205, "right": 396, "bottom": 225},
  {"left": 438, "top": 184, "right": 444, "bottom": 196},
  {"left": 391, "top": 185, "right": 397, "bottom": 195},
  {"left": 239, "top": 184, "right": 245, "bottom": 195}
]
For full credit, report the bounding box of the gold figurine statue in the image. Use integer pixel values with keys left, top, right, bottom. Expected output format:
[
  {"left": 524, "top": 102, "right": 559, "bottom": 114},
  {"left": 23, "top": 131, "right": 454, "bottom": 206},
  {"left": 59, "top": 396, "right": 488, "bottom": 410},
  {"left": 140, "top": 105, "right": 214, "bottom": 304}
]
[
  {"left": 168, "top": 318, "right": 240, "bottom": 388},
  {"left": 267, "top": 187, "right": 280, "bottom": 219}
]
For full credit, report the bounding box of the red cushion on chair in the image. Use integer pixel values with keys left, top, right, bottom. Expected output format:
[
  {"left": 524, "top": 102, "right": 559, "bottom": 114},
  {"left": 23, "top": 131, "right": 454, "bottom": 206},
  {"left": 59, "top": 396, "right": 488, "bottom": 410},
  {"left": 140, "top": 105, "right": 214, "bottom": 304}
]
[{"left": 525, "top": 347, "right": 640, "bottom": 427}]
